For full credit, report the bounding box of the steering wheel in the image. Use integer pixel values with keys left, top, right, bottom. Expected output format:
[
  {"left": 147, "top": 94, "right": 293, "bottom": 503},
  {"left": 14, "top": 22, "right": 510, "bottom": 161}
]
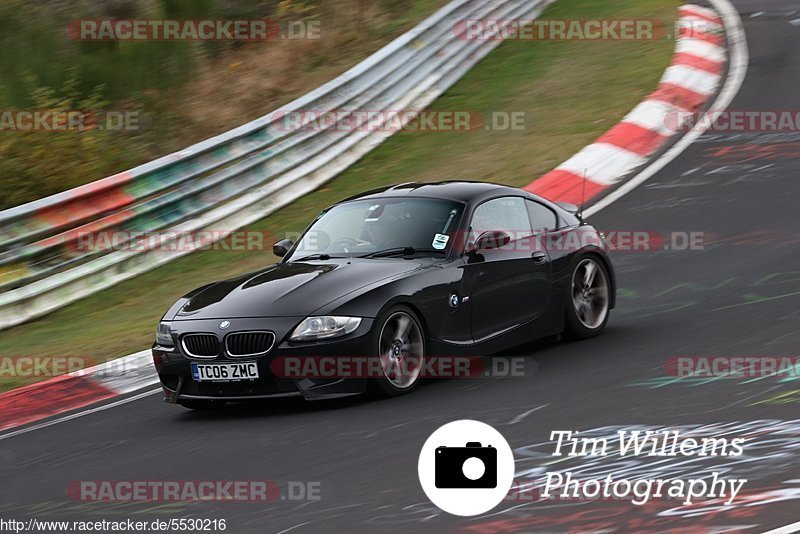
[{"left": 331, "top": 237, "right": 363, "bottom": 253}]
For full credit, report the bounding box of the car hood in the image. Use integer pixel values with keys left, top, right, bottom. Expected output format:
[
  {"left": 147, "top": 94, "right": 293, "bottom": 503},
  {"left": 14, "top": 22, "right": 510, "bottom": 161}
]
[{"left": 168, "top": 259, "right": 423, "bottom": 320}]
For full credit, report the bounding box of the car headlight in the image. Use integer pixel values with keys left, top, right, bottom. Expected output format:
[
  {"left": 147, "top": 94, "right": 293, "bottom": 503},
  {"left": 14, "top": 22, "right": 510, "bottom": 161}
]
[
  {"left": 290, "top": 316, "right": 362, "bottom": 341},
  {"left": 156, "top": 321, "right": 174, "bottom": 346}
]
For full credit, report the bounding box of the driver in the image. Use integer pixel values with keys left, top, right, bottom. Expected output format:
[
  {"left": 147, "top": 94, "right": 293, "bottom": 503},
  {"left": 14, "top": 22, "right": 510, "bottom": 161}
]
[{"left": 363, "top": 212, "right": 398, "bottom": 250}]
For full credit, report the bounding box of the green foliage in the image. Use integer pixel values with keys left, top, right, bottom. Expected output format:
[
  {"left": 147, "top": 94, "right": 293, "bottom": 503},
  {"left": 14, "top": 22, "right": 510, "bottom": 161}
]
[
  {"left": 0, "top": 0, "right": 446, "bottom": 210},
  {"left": 277, "top": 0, "right": 318, "bottom": 19},
  {"left": 0, "top": 73, "right": 146, "bottom": 207},
  {"left": 0, "top": 1, "right": 303, "bottom": 108}
]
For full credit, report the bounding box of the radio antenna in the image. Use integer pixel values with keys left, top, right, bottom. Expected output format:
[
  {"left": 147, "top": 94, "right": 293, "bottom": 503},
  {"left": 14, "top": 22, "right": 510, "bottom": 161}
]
[{"left": 577, "top": 168, "right": 587, "bottom": 223}]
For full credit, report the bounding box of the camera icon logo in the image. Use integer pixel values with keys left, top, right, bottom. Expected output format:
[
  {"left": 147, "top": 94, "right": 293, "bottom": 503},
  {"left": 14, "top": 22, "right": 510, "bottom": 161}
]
[
  {"left": 418, "top": 420, "right": 515, "bottom": 516},
  {"left": 435, "top": 442, "right": 497, "bottom": 488}
]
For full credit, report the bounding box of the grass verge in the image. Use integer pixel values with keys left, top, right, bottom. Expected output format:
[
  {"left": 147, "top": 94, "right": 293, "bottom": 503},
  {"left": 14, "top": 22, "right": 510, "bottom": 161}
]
[{"left": 0, "top": 0, "right": 681, "bottom": 392}]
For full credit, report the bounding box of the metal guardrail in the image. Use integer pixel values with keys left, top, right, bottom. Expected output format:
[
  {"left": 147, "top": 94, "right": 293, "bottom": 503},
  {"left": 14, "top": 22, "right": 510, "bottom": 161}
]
[{"left": 0, "top": 0, "right": 553, "bottom": 330}]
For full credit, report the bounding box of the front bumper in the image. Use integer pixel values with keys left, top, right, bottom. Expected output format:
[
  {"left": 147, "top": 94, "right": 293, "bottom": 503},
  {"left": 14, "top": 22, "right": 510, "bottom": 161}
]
[{"left": 152, "top": 316, "right": 374, "bottom": 403}]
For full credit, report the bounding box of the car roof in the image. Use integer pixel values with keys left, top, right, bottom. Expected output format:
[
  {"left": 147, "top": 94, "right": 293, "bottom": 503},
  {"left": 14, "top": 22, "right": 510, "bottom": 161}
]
[{"left": 339, "top": 181, "right": 526, "bottom": 204}]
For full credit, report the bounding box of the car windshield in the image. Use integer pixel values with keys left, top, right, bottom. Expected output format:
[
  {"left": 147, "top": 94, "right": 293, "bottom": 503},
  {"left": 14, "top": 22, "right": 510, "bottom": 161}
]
[{"left": 288, "top": 197, "right": 464, "bottom": 260}]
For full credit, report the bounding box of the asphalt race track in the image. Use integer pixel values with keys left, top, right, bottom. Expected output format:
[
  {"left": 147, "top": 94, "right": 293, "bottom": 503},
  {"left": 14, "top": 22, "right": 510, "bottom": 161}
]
[{"left": 2, "top": 1, "right": 800, "bottom": 532}]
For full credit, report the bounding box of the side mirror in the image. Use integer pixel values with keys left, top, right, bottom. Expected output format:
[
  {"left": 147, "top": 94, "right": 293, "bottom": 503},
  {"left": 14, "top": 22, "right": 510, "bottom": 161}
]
[
  {"left": 468, "top": 231, "right": 511, "bottom": 254},
  {"left": 272, "top": 239, "right": 293, "bottom": 257}
]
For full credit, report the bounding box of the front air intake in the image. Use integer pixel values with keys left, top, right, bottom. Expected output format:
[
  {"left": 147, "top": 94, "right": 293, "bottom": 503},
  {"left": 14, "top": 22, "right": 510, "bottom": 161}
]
[
  {"left": 225, "top": 331, "right": 275, "bottom": 357},
  {"left": 181, "top": 333, "right": 220, "bottom": 358}
]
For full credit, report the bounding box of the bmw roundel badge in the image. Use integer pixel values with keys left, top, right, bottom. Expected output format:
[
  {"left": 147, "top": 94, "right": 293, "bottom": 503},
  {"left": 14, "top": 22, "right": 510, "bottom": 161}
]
[
  {"left": 449, "top": 294, "right": 460, "bottom": 309},
  {"left": 219, "top": 320, "right": 231, "bottom": 329}
]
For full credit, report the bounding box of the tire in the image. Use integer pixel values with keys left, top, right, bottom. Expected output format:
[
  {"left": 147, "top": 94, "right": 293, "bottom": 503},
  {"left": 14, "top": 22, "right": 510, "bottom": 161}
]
[
  {"left": 178, "top": 399, "right": 225, "bottom": 410},
  {"left": 564, "top": 255, "right": 611, "bottom": 339},
  {"left": 370, "top": 305, "right": 427, "bottom": 397}
]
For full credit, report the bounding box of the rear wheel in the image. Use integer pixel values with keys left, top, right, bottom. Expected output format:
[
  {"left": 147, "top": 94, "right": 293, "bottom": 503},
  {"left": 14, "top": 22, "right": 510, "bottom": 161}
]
[
  {"left": 565, "top": 255, "right": 610, "bottom": 339},
  {"left": 371, "top": 306, "right": 426, "bottom": 397}
]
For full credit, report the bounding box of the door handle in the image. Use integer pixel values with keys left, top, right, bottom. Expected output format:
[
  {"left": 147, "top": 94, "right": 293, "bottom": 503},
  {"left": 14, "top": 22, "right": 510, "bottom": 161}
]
[{"left": 531, "top": 251, "right": 547, "bottom": 264}]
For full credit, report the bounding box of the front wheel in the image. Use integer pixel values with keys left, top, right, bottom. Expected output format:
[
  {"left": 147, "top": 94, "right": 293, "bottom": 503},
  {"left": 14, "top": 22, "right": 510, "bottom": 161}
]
[
  {"left": 565, "top": 255, "right": 611, "bottom": 339},
  {"left": 371, "top": 306, "right": 427, "bottom": 397}
]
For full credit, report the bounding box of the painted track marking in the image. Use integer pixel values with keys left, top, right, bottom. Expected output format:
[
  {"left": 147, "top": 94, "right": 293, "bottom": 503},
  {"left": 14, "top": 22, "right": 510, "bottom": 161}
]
[{"left": 0, "top": 388, "right": 161, "bottom": 442}]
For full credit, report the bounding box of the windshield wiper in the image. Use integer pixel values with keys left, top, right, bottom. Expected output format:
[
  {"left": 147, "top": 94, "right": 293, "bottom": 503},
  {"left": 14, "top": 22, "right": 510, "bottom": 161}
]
[
  {"left": 291, "top": 254, "right": 342, "bottom": 262},
  {"left": 358, "top": 247, "right": 445, "bottom": 259}
]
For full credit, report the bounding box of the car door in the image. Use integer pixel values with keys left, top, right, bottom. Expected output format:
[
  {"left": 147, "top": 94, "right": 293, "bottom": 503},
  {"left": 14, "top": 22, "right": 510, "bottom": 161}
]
[{"left": 465, "top": 196, "right": 552, "bottom": 342}]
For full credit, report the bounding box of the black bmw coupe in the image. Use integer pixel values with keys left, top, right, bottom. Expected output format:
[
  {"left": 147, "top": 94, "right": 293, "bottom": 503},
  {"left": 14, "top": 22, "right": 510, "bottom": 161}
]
[{"left": 152, "top": 181, "right": 616, "bottom": 408}]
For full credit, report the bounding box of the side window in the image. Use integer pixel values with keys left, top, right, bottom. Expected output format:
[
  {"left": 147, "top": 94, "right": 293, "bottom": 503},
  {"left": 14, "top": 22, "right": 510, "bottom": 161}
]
[
  {"left": 470, "top": 197, "right": 531, "bottom": 244},
  {"left": 526, "top": 200, "right": 558, "bottom": 234}
]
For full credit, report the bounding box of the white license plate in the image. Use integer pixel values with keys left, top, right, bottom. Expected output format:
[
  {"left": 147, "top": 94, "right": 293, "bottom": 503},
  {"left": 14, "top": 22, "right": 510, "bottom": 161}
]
[{"left": 191, "top": 362, "right": 259, "bottom": 382}]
